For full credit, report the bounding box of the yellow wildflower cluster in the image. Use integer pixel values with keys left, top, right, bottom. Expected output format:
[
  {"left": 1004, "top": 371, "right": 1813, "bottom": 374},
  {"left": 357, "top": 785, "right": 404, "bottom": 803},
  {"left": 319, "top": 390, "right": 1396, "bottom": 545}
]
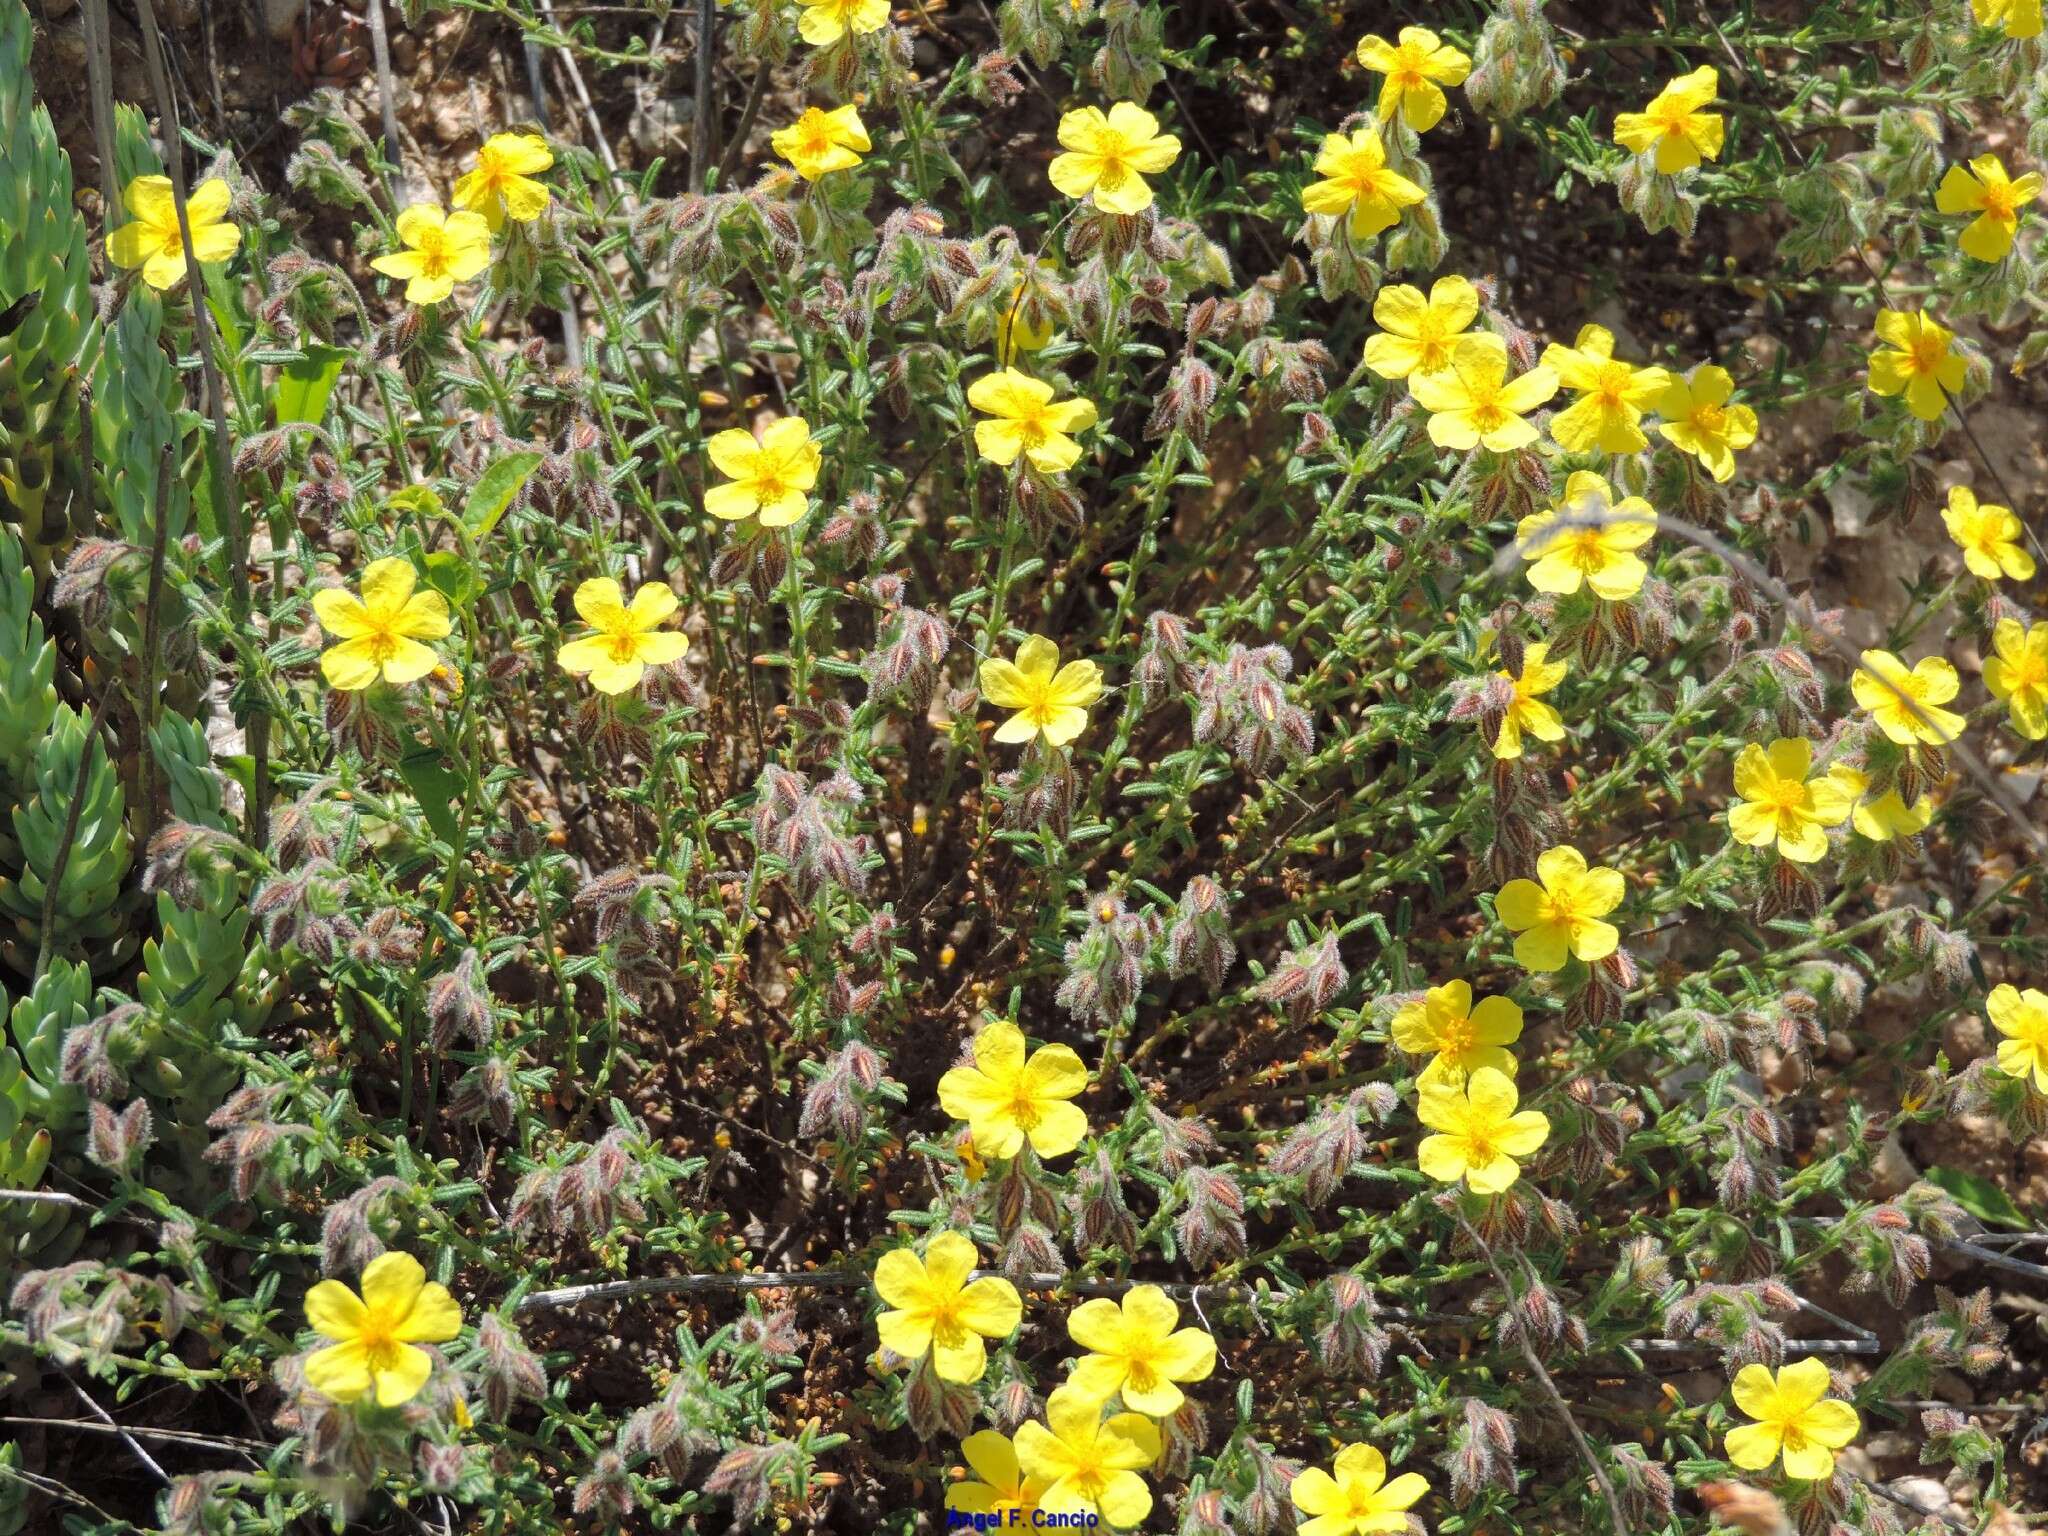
[{"left": 869, "top": 1228, "right": 1214, "bottom": 1529}]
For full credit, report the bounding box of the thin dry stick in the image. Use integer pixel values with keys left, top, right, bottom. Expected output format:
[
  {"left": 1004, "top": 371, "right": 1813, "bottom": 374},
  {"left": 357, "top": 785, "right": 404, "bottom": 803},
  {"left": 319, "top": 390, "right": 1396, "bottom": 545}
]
[
  {"left": 508, "top": 1265, "right": 1883, "bottom": 1354},
  {"left": 79, "top": 0, "right": 119, "bottom": 209},
  {"left": 520, "top": 40, "right": 584, "bottom": 371},
  {"left": 0, "top": 1189, "right": 95, "bottom": 1210},
  {"left": 688, "top": 0, "right": 718, "bottom": 191},
  {"left": 533, "top": 0, "right": 627, "bottom": 200},
  {"left": 1457, "top": 1212, "right": 1629, "bottom": 1536},
  {"left": 717, "top": 64, "right": 773, "bottom": 186},
  {"left": 363, "top": 0, "right": 405, "bottom": 169},
  {"left": 131, "top": 0, "right": 267, "bottom": 852},
  {"left": 66, "top": 1379, "right": 169, "bottom": 1487}
]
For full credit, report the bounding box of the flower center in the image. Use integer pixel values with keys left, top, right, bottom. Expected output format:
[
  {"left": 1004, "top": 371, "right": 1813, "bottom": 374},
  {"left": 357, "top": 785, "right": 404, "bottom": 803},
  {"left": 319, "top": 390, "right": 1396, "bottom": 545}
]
[
  {"left": 1909, "top": 333, "right": 1948, "bottom": 374},
  {"left": 1094, "top": 153, "right": 1132, "bottom": 193},
  {"left": 1981, "top": 182, "right": 2019, "bottom": 219},
  {"left": 1567, "top": 530, "right": 1612, "bottom": 569},
  {"left": 1006, "top": 1090, "right": 1044, "bottom": 1130},
  {"left": 415, "top": 228, "right": 455, "bottom": 279},
  {"left": 922, "top": 1294, "right": 966, "bottom": 1345},
  {"left": 1465, "top": 384, "right": 1508, "bottom": 431},
  {"left": 1437, "top": 1015, "right": 1476, "bottom": 1056},
  {"left": 1654, "top": 105, "right": 1692, "bottom": 137},
  {"left": 1692, "top": 402, "right": 1726, "bottom": 433},
  {"left": 1010, "top": 407, "right": 1052, "bottom": 450},
  {"left": 363, "top": 624, "right": 404, "bottom": 665},
  {"left": 1592, "top": 364, "right": 1632, "bottom": 407},
  {"left": 1763, "top": 778, "right": 1809, "bottom": 813},
  {"left": 2011, "top": 653, "right": 2048, "bottom": 690}
]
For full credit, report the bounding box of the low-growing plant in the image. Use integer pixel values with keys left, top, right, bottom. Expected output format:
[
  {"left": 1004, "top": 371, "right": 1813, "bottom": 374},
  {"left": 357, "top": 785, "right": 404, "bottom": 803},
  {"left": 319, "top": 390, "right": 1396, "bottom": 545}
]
[{"left": 1, "top": 0, "right": 2046, "bottom": 1532}]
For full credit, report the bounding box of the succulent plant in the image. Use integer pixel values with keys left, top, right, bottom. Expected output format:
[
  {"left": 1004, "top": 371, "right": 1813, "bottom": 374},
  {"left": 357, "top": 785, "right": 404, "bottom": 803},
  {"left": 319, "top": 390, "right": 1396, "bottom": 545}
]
[{"left": 0, "top": 0, "right": 99, "bottom": 551}]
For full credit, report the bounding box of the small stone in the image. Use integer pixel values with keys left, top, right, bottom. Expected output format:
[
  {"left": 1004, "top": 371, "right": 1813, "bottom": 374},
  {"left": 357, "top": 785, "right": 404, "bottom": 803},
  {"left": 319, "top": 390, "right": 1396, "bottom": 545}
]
[
  {"left": 1942, "top": 1011, "right": 1989, "bottom": 1064},
  {"left": 1867, "top": 1132, "right": 1919, "bottom": 1198},
  {"left": 1888, "top": 1477, "right": 1960, "bottom": 1524},
  {"left": 258, "top": 0, "right": 298, "bottom": 39}
]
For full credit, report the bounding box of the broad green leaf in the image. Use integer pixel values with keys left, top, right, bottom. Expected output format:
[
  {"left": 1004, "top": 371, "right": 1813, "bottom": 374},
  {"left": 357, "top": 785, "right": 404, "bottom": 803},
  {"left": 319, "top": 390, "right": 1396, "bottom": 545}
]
[
  {"left": 275, "top": 344, "right": 350, "bottom": 425},
  {"left": 462, "top": 451, "right": 543, "bottom": 541},
  {"left": 397, "top": 745, "right": 466, "bottom": 849},
  {"left": 422, "top": 550, "right": 480, "bottom": 609},
  {"left": 1924, "top": 1165, "right": 2030, "bottom": 1230}
]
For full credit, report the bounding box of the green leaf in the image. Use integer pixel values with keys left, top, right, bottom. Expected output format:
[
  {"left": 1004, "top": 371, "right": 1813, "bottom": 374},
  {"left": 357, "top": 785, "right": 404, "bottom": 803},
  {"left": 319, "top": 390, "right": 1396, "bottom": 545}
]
[
  {"left": 422, "top": 551, "right": 480, "bottom": 609},
  {"left": 397, "top": 745, "right": 466, "bottom": 849},
  {"left": 1924, "top": 1165, "right": 2030, "bottom": 1230},
  {"left": 275, "top": 344, "right": 350, "bottom": 425},
  {"left": 462, "top": 451, "right": 543, "bottom": 541}
]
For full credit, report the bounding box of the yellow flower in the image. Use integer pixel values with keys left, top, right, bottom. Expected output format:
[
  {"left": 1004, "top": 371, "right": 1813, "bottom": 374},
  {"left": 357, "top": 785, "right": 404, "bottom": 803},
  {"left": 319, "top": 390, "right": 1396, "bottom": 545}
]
[
  {"left": 1867, "top": 309, "right": 1966, "bottom": 422},
  {"left": 1391, "top": 979, "right": 1523, "bottom": 1087},
  {"left": 1985, "top": 618, "right": 2048, "bottom": 740},
  {"left": 1014, "top": 1385, "right": 1160, "bottom": 1529},
  {"left": 1942, "top": 486, "right": 2035, "bottom": 582},
  {"left": 1972, "top": 0, "right": 2043, "bottom": 36},
  {"left": 704, "top": 417, "right": 821, "bottom": 527},
  {"left": 1416, "top": 1065, "right": 1549, "bottom": 1194},
  {"left": 556, "top": 578, "right": 688, "bottom": 694},
  {"left": 938, "top": 1020, "right": 1089, "bottom": 1160},
  {"left": 1614, "top": 65, "right": 1724, "bottom": 174},
  {"left": 1495, "top": 844, "right": 1624, "bottom": 971},
  {"left": 955, "top": 1131, "right": 987, "bottom": 1182},
  {"left": 979, "top": 635, "right": 1103, "bottom": 747},
  {"left": 1065, "top": 1284, "right": 1217, "bottom": 1416},
  {"left": 105, "top": 175, "right": 241, "bottom": 291},
  {"left": 1487, "top": 641, "right": 1568, "bottom": 760},
  {"left": 370, "top": 204, "right": 493, "bottom": 305},
  {"left": 1987, "top": 983, "right": 2048, "bottom": 1092},
  {"left": 1724, "top": 1358, "right": 1860, "bottom": 1481},
  {"left": 1362, "top": 275, "right": 1479, "bottom": 380},
  {"left": 1513, "top": 471, "right": 1657, "bottom": 601},
  {"left": 304, "top": 1251, "right": 463, "bottom": 1407},
  {"left": 796, "top": 0, "right": 889, "bottom": 45},
  {"left": 1657, "top": 365, "right": 1758, "bottom": 482},
  {"left": 1289, "top": 1443, "right": 1431, "bottom": 1536},
  {"left": 1935, "top": 153, "right": 2041, "bottom": 263},
  {"left": 1354, "top": 27, "right": 1471, "bottom": 133},
  {"left": 1048, "top": 103, "right": 1182, "bottom": 216},
  {"left": 873, "top": 1231, "right": 1022, "bottom": 1383},
  {"left": 1410, "top": 333, "right": 1558, "bottom": 453},
  {"left": 1824, "top": 764, "right": 1934, "bottom": 842},
  {"left": 451, "top": 133, "right": 553, "bottom": 230},
  {"left": 967, "top": 369, "right": 1098, "bottom": 472},
  {"left": 1300, "top": 127, "right": 1425, "bottom": 241},
  {"left": 313, "top": 557, "right": 453, "bottom": 692},
  {"left": 771, "top": 105, "right": 871, "bottom": 180},
  {"left": 996, "top": 267, "right": 1059, "bottom": 363},
  {"left": 1541, "top": 324, "right": 1672, "bottom": 455},
  {"left": 1727, "top": 738, "right": 1852, "bottom": 864},
  {"left": 1851, "top": 649, "right": 1963, "bottom": 746},
  {"left": 946, "top": 1430, "right": 1052, "bottom": 1524}
]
